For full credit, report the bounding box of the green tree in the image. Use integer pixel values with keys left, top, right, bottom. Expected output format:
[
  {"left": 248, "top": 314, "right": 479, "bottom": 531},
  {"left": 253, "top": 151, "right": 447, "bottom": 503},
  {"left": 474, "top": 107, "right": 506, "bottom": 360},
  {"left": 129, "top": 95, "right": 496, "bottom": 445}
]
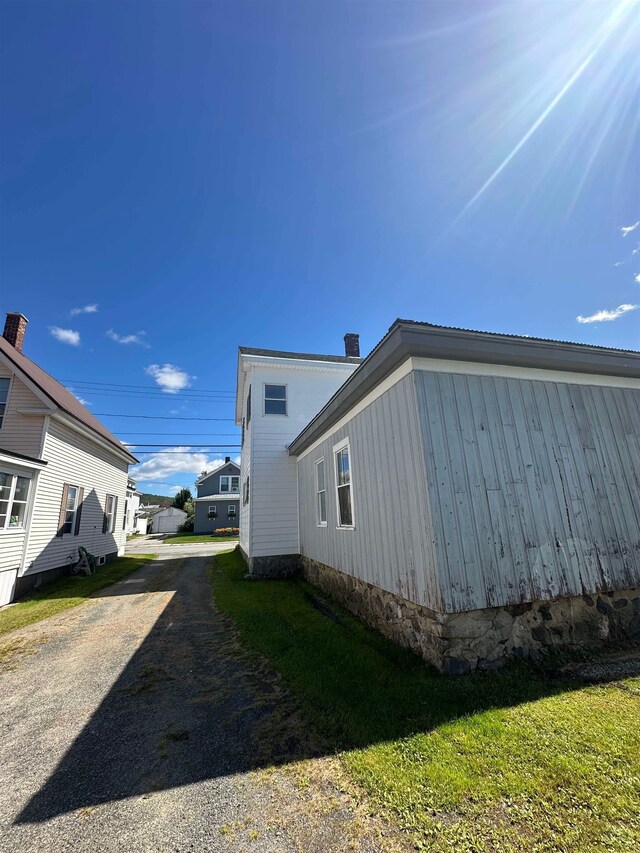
[{"left": 172, "top": 488, "right": 193, "bottom": 511}]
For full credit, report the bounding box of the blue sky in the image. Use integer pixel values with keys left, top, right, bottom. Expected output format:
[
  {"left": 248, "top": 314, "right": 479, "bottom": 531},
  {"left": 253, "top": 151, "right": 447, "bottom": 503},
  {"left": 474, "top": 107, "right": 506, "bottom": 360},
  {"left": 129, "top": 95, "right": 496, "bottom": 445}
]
[{"left": 1, "top": 0, "right": 638, "bottom": 494}]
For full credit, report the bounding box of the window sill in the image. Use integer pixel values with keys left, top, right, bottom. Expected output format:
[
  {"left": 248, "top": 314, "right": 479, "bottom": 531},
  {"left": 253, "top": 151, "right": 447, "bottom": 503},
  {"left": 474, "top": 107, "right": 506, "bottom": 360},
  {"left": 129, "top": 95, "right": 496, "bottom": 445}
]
[
  {"left": 336, "top": 525, "right": 355, "bottom": 531},
  {"left": 317, "top": 522, "right": 327, "bottom": 528},
  {"left": 0, "top": 527, "right": 26, "bottom": 535}
]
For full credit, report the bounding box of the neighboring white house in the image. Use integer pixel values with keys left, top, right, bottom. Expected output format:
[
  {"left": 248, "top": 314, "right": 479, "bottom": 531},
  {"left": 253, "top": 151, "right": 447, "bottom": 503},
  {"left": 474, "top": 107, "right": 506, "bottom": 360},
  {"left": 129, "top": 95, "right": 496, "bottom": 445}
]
[
  {"left": 236, "top": 321, "right": 640, "bottom": 672},
  {"left": 147, "top": 506, "right": 187, "bottom": 535},
  {"left": 0, "top": 313, "right": 138, "bottom": 606},
  {"left": 124, "top": 478, "right": 144, "bottom": 535},
  {"left": 235, "top": 337, "right": 362, "bottom": 575}
]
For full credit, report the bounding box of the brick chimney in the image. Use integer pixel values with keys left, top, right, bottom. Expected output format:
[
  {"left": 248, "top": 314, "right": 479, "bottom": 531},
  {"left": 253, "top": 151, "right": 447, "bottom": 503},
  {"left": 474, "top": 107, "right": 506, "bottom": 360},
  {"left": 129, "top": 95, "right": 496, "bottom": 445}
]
[
  {"left": 3, "top": 313, "right": 28, "bottom": 352},
  {"left": 344, "top": 332, "right": 360, "bottom": 358}
]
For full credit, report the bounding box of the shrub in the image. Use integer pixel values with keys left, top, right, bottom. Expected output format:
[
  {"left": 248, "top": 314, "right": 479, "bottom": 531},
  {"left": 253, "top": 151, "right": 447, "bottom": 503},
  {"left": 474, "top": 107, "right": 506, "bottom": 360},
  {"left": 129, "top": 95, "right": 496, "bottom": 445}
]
[{"left": 213, "top": 527, "right": 239, "bottom": 536}]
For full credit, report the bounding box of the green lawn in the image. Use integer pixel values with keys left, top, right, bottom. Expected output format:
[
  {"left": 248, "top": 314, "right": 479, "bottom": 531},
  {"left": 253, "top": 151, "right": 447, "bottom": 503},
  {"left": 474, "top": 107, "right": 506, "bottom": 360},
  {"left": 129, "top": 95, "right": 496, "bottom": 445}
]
[
  {"left": 0, "top": 554, "right": 156, "bottom": 638},
  {"left": 211, "top": 550, "right": 640, "bottom": 853},
  {"left": 164, "top": 533, "right": 239, "bottom": 544}
]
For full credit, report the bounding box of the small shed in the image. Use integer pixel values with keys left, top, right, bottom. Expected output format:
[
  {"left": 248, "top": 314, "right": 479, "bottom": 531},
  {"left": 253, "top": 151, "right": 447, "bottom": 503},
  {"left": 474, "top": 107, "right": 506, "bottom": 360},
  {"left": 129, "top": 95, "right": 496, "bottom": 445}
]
[{"left": 148, "top": 506, "right": 187, "bottom": 534}]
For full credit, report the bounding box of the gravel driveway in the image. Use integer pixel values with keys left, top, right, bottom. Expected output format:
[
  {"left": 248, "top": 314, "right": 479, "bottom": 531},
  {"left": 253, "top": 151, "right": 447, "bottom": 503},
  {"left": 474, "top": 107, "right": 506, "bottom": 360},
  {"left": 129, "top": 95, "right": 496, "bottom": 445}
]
[{"left": 0, "top": 549, "right": 404, "bottom": 852}]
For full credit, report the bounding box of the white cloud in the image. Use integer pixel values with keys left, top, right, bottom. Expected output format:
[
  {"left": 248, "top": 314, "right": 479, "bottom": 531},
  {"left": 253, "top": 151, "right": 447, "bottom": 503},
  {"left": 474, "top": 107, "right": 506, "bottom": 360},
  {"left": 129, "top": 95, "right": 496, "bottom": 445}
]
[
  {"left": 576, "top": 304, "right": 638, "bottom": 324},
  {"left": 50, "top": 326, "right": 80, "bottom": 346},
  {"left": 131, "top": 448, "right": 236, "bottom": 482},
  {"left": 107, "top": 329, "right": 149, "bottom": 346},
  {"left": 70, "top": 304, "right": 99, "bottom": 316},
  {"left": 69, "top": 389, "right": 92, "bottom": 406},
  {"left": 620, "top": 221, "right": 640, "bottom": 237},
  {"left": 145, "top": 363, "right": 192, "bottom": 393},
  {"left": 635, "top": 273, "right": 640, "bottom": 284}
]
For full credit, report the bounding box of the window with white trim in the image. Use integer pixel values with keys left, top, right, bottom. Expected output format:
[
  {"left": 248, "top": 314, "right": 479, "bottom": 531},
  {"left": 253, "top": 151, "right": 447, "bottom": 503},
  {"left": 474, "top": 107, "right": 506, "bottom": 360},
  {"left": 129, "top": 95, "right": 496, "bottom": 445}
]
[
  {"left": 105, "top": 494, "right": 117, "bottom": 533},
  {"left": 0, "top": 471, "right": 31, "bottom": 530},
  {"left": 334, "top": 440, "right": 353, "bottom": 528},
  {"left": 264, "top": 384, "right": 287, "bottom": 415},
  {"left": 0, "top": 378, "right": 10, "bottom": 430},
  {"left": 315, "top": 458, "right": 326, "bottom": 526},
  {"left": 61, "top": 485, "right": 80, "bottom": 535},
  {"left": 220, "top": 475, "right": 239, "bottom": 493},
  {"left": 227, "top": 504, "right": 236, "bottom": 517}
]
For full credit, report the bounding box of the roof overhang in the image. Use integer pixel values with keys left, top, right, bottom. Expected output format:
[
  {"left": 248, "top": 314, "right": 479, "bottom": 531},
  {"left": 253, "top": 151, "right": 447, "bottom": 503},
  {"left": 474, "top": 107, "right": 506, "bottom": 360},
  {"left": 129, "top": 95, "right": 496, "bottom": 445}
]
[
  {"left": 288, "top": 319, "right": 640, "bottom": 456},
  {"left": 0, "top": 448, "right": 48, "bottom": 471},
  {"left": 194, "top": 494, "right": 240, "bottom": 501}
]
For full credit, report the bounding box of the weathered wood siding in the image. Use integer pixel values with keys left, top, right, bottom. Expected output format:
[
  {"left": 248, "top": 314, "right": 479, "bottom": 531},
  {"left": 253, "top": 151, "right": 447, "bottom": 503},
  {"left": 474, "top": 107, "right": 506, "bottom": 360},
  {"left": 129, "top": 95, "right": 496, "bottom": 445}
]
[
  {"left": 298, "top": 374, "right": 442, "bottom": 609},
  {"left": 414, "top": 370, "right": 640, "bottom": 612}
]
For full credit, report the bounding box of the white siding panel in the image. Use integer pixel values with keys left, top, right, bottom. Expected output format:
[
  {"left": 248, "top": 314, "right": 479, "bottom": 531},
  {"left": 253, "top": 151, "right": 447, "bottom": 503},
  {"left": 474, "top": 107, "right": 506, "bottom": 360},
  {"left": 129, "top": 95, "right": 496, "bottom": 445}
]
[
  {"left": 0, "top": 364, "right": 46, "bottom": 459},
  {"left": 0, "top": 568, "right": 17, "bottom": 606},
  {"left": 23, "top": 420, "right": 129, "bottom": 575},
  {"left": 297, "top": 374, "right": 441, "bottom": 610},
  {"left": 0, "top": 533, "right": 24, "bottom": 573}
]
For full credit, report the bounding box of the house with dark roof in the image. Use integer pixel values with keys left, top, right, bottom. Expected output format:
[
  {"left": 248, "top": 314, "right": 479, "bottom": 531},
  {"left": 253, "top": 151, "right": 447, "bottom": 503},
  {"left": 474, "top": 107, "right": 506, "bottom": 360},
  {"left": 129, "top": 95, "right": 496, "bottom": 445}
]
[
  {"left": 193, "top": 457, "right": 240, "bottom": 533},
  {"left": 236, "top": 321, "right": 640, "bottom": 673},
  {"left": 0, "top": 312, "right": 138, "bottom": 605}
]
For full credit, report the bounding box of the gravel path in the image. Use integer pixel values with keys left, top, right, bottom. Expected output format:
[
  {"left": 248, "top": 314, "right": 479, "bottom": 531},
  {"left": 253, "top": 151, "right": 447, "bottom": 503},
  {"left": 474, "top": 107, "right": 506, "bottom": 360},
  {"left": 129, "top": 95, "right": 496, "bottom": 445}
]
[{"left": 0, "top": 551, "right": 405, "bottom": 852}]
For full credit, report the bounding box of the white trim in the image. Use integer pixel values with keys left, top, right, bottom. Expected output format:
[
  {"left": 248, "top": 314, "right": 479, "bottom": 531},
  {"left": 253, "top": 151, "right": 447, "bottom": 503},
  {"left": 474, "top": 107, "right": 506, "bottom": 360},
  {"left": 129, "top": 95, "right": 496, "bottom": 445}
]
[
  {"left": 0, "top": 452, "right": 46, "bottom": 472},
  {"left": 0, "top": 374, "right": 13, "bottom": 431},
  {"left": 263, "top": 382, "right": 288, "bottom": 417},
  {"left": 61, "top": 483, "right": 80, "bottom": 538},
  {"left": 333, "top": 437, "right": 354, "bottom": 530},
  {"left": 194, "top": 494, "right": 240, "bottom": 501},
  {"left": 315, "top": 457, "right": 327, "bottom": 527},
  {"left": 0, "top": 351, "right": 57, "bottom": 411},
  {"left": 295, "top": 354, "right": 640, "bottom": 461}
]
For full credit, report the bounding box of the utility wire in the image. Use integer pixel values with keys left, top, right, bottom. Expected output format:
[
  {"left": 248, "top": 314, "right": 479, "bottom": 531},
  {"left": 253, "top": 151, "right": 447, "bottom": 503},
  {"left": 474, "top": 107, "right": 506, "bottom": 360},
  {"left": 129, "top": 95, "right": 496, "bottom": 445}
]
[
  {"left": 62, "top": 378, "right": 234, "bottom": 393},
  {"left": 94, "top": 413, "right": 236, "bottom": 420},
  {"left": 124, "top": 443, "right": 241, "bottom": 448}
]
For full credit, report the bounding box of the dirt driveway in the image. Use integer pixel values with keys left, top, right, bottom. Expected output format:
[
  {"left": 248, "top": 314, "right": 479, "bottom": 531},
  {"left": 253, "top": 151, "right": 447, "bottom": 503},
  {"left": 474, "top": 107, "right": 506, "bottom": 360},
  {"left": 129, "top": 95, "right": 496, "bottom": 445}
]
[{"left": 0, "top": 551, "right": 402, "bottom": 852}]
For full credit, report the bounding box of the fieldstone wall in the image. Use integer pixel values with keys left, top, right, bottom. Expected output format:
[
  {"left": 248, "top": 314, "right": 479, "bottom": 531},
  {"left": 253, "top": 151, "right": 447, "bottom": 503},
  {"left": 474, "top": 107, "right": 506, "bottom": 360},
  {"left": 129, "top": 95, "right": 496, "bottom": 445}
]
[
  {"left": 302, "top": 557, "right": 640, "bottom": 674},
  {"left": 248, "top": 554, "right": 301, "bottom": 579}
]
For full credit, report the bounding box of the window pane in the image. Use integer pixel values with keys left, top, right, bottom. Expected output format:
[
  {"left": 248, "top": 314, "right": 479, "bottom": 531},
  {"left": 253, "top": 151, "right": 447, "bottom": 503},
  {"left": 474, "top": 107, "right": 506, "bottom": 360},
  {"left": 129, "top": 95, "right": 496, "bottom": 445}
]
[
  {"left": 264, "top": 398, "right": 286, "bottom": 415},
  {"left": 0, "top": 403, "right": 5, "bottom": 427},
  {"left": 14, "top": 476, "right": 30, "bottom": 502},
  {"left": 231, "top": 477, "right": 239, "bottom": 491},
  {"left": 66, "top": 487, "right": 78, "bottom": 513},
  {"left": 265, "top": 384, "right": 286, "bottom": 400},
  {"left": 0, "top": 499, "right": 8, "bottom": 528},
  {"left": 337, "top": 485, "right": 352, "bottom": 526},
  {"left": 316, "top": 460, "right": 325, "bottom": 492},
  {"left": 0, "top": 473, "right": 11, "bottom": 497},
  {"left": 9, "top": 501, "right": 26, "bottom": 527},
  {"left": 336, "top": 448, "right": 350, "bottom": 486},
  {"left": 220, "top": 477, "right": 229, "bottom": 492},
  {"left": 0, "top": 378, "right": 9, "bottom": 403},
  {"left": 318, "top": 490, "right": 326, "bottom": 524}
]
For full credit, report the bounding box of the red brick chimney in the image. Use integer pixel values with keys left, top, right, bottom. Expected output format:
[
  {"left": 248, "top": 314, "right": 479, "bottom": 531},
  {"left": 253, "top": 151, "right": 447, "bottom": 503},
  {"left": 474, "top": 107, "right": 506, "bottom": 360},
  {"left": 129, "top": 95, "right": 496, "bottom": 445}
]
[
  {"left": 3, "top": 313, "right": 28, "bottom": 352},
  {"left": 344, "top": 332, "right": 360, "bottom": 358}
]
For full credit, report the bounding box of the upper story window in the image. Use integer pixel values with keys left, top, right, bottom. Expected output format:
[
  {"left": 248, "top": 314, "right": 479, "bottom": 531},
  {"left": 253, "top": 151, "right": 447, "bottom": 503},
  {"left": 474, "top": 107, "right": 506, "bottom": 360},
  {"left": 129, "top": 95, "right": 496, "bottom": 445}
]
[
  {"left": 334, "top": 439, "right": 354, "bottom": 528},
  {"left": 220, "top": 475, "right": 240, "bottom": 493},
  {"left": 0, "top": 378, "right": 10, "bottom": 430},
  {"left": 264, "top": 384, "right": 287, "bottom": 415},
  {"left": 315, "top": 458, "right": 326, "bottom": 526},
  {"left": 246, "top": 386, "right": 252, "bottom": 424},
  {"left": 0, "top": 471, "right": 31, "bottom": 530}
]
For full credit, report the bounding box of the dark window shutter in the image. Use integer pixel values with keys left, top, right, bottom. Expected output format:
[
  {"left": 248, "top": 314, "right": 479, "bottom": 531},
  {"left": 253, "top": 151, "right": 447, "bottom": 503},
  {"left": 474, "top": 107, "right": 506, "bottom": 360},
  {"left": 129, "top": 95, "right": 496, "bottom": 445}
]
[
  {"left": 102, "top": 499, "right": 108, "bottom": 534},
  {"left": 57, "top": 483, "right": 69, "bottom": 537},
  {"left": 112, "top": 496, "right": 118, "bottom": 534},
  {"left": 73, "top": 487, "right": 84, "bottom": 536}
]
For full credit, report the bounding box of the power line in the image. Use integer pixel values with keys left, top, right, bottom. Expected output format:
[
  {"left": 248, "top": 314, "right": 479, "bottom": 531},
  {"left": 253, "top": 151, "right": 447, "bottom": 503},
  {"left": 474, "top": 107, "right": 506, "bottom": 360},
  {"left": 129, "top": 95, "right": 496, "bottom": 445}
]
[
  {"left": 131, "top": 450, "right": 240, "bottom": 454},
  {"left": 94, "top": 413, "right": 236, "bottom": 420},
  {"left": 119, "top": 432, "right": 239, "bottom": 436},
  {"left": 62, "top": 378, "right": 235, "bottom": 393},
  {"left": 124, "top": 444, "right": 241, "bottom": 448}
]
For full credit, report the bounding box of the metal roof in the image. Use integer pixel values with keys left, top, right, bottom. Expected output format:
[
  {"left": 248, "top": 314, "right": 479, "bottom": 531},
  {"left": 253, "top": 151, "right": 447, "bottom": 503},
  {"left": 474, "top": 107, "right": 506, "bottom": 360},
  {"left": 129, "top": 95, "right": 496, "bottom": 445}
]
[
  {"left": 288, "top": 318, "right": 640, "bottom": 456},
  {"left": 0, "top": 336, "right": 138, "bottom": 463},
  {"left": 238, "top": 345, "right": 362, "bottom": 365}
]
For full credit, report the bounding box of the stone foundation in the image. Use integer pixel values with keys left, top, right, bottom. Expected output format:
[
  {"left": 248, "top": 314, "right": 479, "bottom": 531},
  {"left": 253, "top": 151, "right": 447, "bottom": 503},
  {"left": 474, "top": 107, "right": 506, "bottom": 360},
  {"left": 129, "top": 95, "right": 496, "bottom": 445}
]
[
  {"left": 301, "top": 557, "right": 640, "bottom": 674},
  {"left": 248, "top": 553, "right": 301, "bottom": 579}
]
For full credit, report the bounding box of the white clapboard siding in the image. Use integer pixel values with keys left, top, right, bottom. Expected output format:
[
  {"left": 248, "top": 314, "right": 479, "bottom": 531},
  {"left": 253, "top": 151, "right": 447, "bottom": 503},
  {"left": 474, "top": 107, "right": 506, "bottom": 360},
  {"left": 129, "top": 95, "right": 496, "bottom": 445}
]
[
  {"left": 248, "top": 363, "right": 358, "bottom": 558},
  {"left": 23, "top": 419, "right": 128, "bottom": 575},
  {"left": 239, "top": 379, "right": 252, "bottom": 554},
  {"left": 297, "top": 373, "right": 441, "bottom": 609},
  {"left": 0, "top": 365, "right": 46, "bottom": 459},
  {"left": 414, "top": 370, "right": 640, "bottom": 612}
]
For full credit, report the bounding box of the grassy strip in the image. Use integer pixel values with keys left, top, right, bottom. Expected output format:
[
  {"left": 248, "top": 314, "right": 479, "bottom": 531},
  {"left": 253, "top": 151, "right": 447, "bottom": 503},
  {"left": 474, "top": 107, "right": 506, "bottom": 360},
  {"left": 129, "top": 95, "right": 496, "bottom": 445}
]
[
  {"left": 164, "top": 533, "right": 239, "bottom": 544},
  {"left": 0, "top": 554, "right": 156, "bottom": 638},
  {"left": 211, "top": 550, "right": 640, "bottom": 853}
]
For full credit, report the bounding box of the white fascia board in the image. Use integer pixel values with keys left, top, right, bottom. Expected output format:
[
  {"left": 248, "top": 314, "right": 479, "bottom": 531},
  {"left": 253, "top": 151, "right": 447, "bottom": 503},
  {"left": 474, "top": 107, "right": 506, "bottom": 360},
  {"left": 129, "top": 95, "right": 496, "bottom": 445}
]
[
  {"left": 0, "top": 451, "right": 47, "bottom": 472},
  {"left": 409, "top": 357, "right": 640, "bottom": 389},
  {"left": 51, "top": 411, "right": 136, "bottom": 467},
  {"left": 194, "top": 493, "right": 240, "bottom": 501}
]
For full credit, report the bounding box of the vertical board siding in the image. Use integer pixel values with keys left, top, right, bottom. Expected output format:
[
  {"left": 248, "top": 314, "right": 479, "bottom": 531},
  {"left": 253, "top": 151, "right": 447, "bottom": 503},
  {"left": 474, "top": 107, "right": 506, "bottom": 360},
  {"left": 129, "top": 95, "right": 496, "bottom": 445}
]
[
  {"left": 24, "top": 420, "right": 129, "bottom": 575},
  {"left": 415, "top": 370, "right": 640, "bottom": 612},
  {"left": 297, "top": 374, "right": 441, "bottom": 610},
  {"left": 0, "top": 365, "right": 46, "bottom": 459}
]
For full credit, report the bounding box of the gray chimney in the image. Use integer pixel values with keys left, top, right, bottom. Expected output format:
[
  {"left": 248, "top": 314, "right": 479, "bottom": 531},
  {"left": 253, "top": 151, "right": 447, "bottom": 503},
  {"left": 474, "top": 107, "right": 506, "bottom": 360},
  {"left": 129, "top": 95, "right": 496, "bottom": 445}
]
[
  {"left": 344, "top": 332, "right": 360, "bottom": 358},
  {"left": 3, "top": 313, "right": 29, "bottom": 352},
  {"left": 225, "top": 456, "right": 231, "bottom": 463}
]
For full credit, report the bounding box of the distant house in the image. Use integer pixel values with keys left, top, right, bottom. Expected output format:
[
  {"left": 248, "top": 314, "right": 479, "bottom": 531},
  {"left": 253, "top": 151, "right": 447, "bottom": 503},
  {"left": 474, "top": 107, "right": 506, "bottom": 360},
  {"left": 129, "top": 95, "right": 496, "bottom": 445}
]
[
  {"left": 236, "top": 322, "right": 640, "bottom": 673},
  {"left": 124, "top": 479, "right": 144, "bottom": 535},
  {"left": 193, "top": 458, "right": 240, "bottom": 533},
  {"left": 146, "top": 506, "right": 186, "bottom": 535},
  {"left": 0, "top": 313, "right": 137, "bottom": 606}
]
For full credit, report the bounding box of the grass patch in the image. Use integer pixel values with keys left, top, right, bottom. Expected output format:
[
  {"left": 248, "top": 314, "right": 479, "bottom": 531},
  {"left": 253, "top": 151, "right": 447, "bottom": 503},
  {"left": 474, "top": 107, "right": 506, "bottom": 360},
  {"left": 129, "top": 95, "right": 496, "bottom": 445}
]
[
  {"left": 163, "top": 533, "right": 239, "bottom": 544},
  {"left": 0, "top": 554, "right": 156, "bottom": 638},
  {"left": 211, "top": 550, "right": 640, "bottom": 852}
]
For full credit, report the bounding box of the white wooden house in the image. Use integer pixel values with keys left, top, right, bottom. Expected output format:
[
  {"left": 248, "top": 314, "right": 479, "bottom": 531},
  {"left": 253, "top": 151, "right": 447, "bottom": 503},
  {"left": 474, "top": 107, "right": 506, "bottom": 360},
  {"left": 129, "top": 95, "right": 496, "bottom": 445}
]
[
  {"left": 0, "top": 313, "right": 137, "bottom": 605},
  {"left": 236, "top": 321, "right": 640, "bottom": 672}
]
